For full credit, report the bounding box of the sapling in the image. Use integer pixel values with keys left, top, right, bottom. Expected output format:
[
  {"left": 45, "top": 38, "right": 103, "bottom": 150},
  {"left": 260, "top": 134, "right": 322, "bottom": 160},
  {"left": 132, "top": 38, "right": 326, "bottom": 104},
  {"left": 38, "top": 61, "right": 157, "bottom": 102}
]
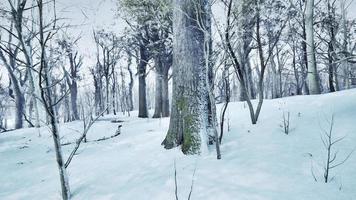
[
  {"left": 319, "top": 114, "right": 355, "bottom": 183},
  {"left": 280, "top": 111, "right": 290, "bottom": 135},
  {"left": 173, "top": 160, "right": 197, "bottom": 200}
]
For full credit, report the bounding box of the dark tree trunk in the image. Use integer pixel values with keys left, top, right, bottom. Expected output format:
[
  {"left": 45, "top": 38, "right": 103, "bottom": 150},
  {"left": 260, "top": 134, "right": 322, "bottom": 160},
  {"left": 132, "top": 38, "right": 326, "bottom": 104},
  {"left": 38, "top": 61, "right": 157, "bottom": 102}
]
[
  {"left": 327, "top": 1, "right": 336, "bottom": 93},
  {"left": 301, "top": 15, "right": 310, "bottom": 95},
  {"left": 138, "top": 45, "right": 148, "bottom": 118},
  {"left": 162, "top": 61, "right": 170, "bottom": 117}
]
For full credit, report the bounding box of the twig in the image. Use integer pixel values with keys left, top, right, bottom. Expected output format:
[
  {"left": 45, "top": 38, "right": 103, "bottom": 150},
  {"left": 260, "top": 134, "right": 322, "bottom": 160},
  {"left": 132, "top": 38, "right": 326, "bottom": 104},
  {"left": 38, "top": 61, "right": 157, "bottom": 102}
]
[
  {"left": 64, "top": 108, "right": 107, "bottom": 168},
  {"left": 174, "top": 160, "right": 178, "bottom": 200}
]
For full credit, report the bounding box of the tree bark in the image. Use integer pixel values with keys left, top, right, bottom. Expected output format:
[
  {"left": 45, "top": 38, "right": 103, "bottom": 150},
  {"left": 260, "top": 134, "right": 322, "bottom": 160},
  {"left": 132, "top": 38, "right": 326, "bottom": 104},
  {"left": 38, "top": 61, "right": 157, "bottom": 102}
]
[
  {"left": 153, "top": 57, "right": 163, "bottom": 118},
  {"left": 138, "top": 45, "right": 148, "bottom": 118},
  {"left": 162, "top": 61, "right": 170, "bottom": 117},
  {"left": 127, "top": 54, "right": 134, "bottom": 111},
  {"left": 162, "top": 0, "right": 214, "bottom": 154},
  {"left": 305, "top": 0, "right": 321, "bottom": 94}
]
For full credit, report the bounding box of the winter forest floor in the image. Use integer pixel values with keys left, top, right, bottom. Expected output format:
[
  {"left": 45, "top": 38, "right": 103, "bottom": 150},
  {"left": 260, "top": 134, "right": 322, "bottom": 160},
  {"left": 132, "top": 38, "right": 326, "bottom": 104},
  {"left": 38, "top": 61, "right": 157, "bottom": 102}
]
[{"left": 1, "top": 89, "right": 356, "bottom": 200}]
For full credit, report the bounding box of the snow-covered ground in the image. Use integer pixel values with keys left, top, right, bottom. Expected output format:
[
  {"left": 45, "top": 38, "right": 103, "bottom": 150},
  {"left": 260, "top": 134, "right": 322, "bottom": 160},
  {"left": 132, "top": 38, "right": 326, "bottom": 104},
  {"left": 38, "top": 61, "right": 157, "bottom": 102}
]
[{"left": 1, "top": 89, "right": 356, "bottom": 200}]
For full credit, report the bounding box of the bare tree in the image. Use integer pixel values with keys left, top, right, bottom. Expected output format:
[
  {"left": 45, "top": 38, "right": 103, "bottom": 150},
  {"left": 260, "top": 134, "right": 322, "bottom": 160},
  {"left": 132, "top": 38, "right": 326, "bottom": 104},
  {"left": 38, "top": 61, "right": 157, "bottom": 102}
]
[
  {"left": 36, "top": 0, "right": 70, "bottom": 199},
  {"left": 320, "top": 114, "right": 355, "bottom": 183},
  {"left": 58, "top": 36, "right": 83, "bottom": 121}
]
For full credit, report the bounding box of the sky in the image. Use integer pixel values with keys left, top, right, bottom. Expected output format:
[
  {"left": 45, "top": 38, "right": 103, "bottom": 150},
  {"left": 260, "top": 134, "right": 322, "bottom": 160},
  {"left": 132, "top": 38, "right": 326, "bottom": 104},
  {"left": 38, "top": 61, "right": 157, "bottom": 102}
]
[{"left": 56, "top": 0, "right": 124, "bottom": 64}]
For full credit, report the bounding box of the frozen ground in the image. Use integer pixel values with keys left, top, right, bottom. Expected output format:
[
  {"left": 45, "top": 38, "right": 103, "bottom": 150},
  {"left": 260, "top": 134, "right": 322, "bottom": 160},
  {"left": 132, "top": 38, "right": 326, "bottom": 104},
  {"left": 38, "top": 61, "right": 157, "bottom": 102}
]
[{"left": 1, "top": 89, "right": 356, "bottom": 200}]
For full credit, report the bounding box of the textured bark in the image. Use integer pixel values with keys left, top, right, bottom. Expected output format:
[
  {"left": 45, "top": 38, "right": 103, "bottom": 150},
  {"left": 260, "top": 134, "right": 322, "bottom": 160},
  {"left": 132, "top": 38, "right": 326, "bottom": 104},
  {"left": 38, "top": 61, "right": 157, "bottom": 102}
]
[
  {"left": 138, "top": 45, "right": 148, "bottom": 118},
  {"left": 162, "top": 0, "right": 214, "bottom": 154},
  {"left": 305, "top": 0, "right": 321, "bottom": 94},
  {"left": 153, "top": 57, "right": 163, "bottom": 118}
]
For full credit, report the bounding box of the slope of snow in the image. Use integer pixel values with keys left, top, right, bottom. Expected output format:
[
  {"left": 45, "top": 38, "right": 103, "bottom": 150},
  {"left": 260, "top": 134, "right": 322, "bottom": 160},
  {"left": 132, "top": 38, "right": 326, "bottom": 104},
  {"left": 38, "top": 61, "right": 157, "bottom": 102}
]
[{"left": 1, "top": 89, "right": 356, "bottom": 200}]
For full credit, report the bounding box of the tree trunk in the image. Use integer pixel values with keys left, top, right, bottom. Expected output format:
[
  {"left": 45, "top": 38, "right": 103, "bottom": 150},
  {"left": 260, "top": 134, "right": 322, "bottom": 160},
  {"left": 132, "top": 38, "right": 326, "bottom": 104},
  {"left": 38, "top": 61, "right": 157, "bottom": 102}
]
[
  {"left": 153, "top": 57, "right": 163, "bottom": 118},
  {"left": 162, "top": 62, "right": 170, "bottom": 117},
  {"left": 301, "top": 11, "right": 310, "bottom": 95},
  {"left": 162, "top": 0, "right": 214, "bottom": 155},
  {"left": 70, "top": 81, "right": 79, "bottom": 120},
  {"left": 28, "top": 70, "right": 40, "bottom": 127},
  {"left": 14, "top": 88, "right": 25, "bottom": 129},
  {"left": 61, "top": 83, "right": 71, "bottom": 122},
  {"left": 127, "top": 54, "right": 134, "bottom": 111},
  {"left": 138, "top": 45, "right": 148, "bottom": 118},
  {"left": 340, "top": 0, "right": 350, "bottom": 89},
  {"left": 305, "top": 0, "right": 321, "bottom": 94},
  {"left": 105, "top": 77, "right": 110, "bottom": 115},
  {"left": 0, "top": 54, "right": 24, "bottom": 129},
  {"left": 37, "top": 1, "right": 70, "bottom": 199}
]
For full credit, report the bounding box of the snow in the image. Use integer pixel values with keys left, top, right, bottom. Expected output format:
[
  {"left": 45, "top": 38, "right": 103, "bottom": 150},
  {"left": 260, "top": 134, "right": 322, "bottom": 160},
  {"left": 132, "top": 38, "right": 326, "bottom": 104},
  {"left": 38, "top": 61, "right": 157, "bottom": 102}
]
[{"left": 1, "top": 89, "right": 356, "bottom": 200}]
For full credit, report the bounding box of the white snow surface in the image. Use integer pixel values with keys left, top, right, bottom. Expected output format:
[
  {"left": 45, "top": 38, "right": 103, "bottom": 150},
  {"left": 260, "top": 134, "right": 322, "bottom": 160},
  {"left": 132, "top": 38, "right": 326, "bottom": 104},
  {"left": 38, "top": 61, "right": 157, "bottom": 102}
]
[{"left": 1, "top": 89, "right": 356, "bottom": 200}]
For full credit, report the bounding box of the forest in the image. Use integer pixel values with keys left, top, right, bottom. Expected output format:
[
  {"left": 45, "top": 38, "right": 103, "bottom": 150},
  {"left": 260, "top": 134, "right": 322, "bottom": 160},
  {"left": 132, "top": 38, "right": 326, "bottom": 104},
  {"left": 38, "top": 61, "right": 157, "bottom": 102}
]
[{"left": 1, "top": 0, "right": 356, "bottom": 199}]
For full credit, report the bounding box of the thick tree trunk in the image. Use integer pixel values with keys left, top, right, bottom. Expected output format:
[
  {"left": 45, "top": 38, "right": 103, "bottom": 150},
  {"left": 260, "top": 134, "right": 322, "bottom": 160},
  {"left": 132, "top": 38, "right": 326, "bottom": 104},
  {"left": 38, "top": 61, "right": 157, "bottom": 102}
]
[
  {"left": 162, "top": 0, "right": 214, "bottom": 155},
  {"left": 153, "top": 57, "right": 163, "bottom": 118},
  {"left": 138, "top": 46, "right": 148, "bottom": 118},
  {"left": 305, "top": 0, "right": 321, "bottom": 94}
]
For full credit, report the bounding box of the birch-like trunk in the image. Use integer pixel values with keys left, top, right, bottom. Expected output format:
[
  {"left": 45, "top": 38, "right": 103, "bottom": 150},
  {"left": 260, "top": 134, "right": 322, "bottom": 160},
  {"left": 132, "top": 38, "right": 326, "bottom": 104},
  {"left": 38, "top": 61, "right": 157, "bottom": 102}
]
[
  {"left": 340, "top": 0, "right": 350, "bottom": 89},
  {"left": 305, "top": 0, "right": 321, "bottom": 94}
]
